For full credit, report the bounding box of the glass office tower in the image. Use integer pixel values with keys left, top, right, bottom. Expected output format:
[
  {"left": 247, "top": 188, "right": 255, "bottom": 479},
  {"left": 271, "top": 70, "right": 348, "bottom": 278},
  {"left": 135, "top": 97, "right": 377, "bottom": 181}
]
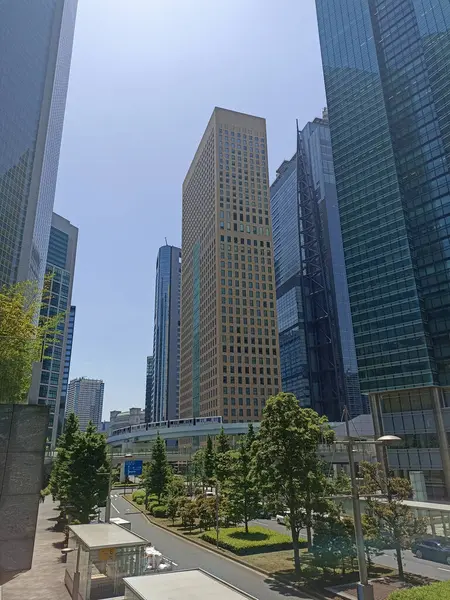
[
  {"left": 152, "top": 245, "right": 181, "bottom": 422},
  {"left": 38, "top": 213, "right": 77, "bottom": 448},
  {"left": 0, "top": 0, "right": 78, "bottom": 288},
  {"left": 145, "top": 356, "right": 154, "bottom": 423},
  {"left": 271, "top": 114, "right": 364, "bottom": 420},
  {"left": 316, "top": 0, "right": 450, "bottom": 498}
]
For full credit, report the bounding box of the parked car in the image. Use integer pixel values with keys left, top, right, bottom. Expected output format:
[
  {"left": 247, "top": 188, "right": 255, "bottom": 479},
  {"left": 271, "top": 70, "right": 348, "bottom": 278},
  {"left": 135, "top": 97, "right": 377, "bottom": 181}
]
[
  {"left": 411, "top": 539, "right": 450, "bottom": 565},
  {"left": 276, "top": 510, "right": 290, "bottom": 525}
]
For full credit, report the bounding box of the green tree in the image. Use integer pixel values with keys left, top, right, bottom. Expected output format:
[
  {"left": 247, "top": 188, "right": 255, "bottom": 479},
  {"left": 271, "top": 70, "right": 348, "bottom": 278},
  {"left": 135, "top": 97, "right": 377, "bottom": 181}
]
[
  {"left": 148, "top": 434, "right": 171, "bottom": 503},
  {"left": 254, "top": 393, "right": 335, "bottom": 574},
  {"left": 360, "top": 461, "right": 428, "bottom": 580},
  {"left": 196, "top": 496, "right": 216, "bottom": 531},
  {"left": 0, "top": 279, "right": 62, "bottom": 404},
  {"left": 179, "top": 499, "right": 197, "bottom": 531},
  {"left": 167, "top": 495, "right": 179, "bottom": 525},
  {"left": 227, "top": 434, "right": 259, "bottom": 533},
  {"left": 204, "top": 435, "right": 215, "bottom": 487},
  {"left": 142, "top": 462, "right": 153, "bottom": 509},
  {"left": 333, "top": 469, "right": 352, "bottom": 495},
  {"left": 361, "top": 513, "right": 384, "bottom": 571},
  {"left": 247, "top": 423, "right": 256, "bottom": 449},
  {"left": 191, "top": 448, "right": 206, "bottom": 492},
  {"left": 166, "top": 474, "right": 186, "bottom": 499},
  {"left": 49, "top": 413, "right": 80, "bottom": 519},
  {"left": 312, "top": 512, "right": 355, "bottom": 575},
  {"left": 65, "top": 422, "right": 110, "bottom": 523},
  {"left": 215, "top": 427, "right": 231, "bottom": 484}
]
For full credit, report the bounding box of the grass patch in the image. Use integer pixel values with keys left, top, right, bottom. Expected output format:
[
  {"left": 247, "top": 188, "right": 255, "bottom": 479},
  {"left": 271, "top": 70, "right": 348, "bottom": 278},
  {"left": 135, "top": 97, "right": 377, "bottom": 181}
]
[
  {"left": 201, "top": 526, "right": 298, "bottom": 555},
  {"left": 389, "top": 581, "right": 450, "bottom": 599}
]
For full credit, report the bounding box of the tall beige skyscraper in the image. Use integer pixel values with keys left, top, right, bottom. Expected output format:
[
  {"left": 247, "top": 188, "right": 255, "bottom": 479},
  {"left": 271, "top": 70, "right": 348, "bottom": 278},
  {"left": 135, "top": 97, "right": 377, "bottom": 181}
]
[{"left": 180, "top": 107, "right": 280, "bottom": 423}]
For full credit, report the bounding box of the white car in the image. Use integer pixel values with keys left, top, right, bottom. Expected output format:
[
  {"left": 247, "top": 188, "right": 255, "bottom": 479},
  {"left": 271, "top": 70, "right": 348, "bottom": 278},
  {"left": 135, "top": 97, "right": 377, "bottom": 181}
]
[{"left": 276, "top": 510, "right": 290, "bottom": 525}]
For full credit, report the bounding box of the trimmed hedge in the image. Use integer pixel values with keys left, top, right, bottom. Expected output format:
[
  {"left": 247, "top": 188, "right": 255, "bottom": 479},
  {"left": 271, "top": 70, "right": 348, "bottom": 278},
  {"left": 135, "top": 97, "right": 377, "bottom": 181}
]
[
  {"left": 147, "top": 500, "right": 159, "bottom": 513},
  {"left": 152, "top": 505, "right": 168, "bottom": 518},
  {"left": 134, "top": 496, "right": 144, "bottom": 505},
  {"left": 201, "top": 525, "right": 302, "bottom": 556},
  {"left": 132, "top": 489, "right": 145, "bottom": 501},
  {"left": 389, "top": 582, "right": 450, "bottom": 600}
]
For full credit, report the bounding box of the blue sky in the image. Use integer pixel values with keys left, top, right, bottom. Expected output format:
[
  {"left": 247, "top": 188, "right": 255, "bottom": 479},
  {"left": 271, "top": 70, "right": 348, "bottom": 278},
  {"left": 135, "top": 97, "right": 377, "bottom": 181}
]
[{"left": 54, "top": 0, "right": 326, "bottom": 419}]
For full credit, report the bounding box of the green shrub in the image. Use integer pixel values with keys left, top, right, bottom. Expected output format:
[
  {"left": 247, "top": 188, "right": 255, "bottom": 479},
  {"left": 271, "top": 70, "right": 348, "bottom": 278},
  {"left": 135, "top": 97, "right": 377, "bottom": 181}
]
[
  {"left": 147, "top": 500, "right": 159, "bottom": 513},
  {"left": 201, "top": 525, "right": 300, "bottom": 555},
  {"left": 152, "top": 505, "right": 168, "bottom": 518},
  {"left": 134, "top": 496, "right": 144, "bottom": 506},
  {"left": 389, "top": 581, "right": 450, "bottom": 600},
  {"left": 132, "top": 489, "right": 145, "bottom": 501}
]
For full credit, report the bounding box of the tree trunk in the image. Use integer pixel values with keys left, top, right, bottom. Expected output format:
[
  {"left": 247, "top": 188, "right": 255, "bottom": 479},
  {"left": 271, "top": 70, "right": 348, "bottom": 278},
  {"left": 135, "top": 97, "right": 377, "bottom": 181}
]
[
  {"left": 245, "top": 515, "right": 249, "bottom": 534},
  {"left": 395, "top": 542, "right": 404, "bottom": 580},
  {"left": 306, "top": 525, "right": 312, "bottom": 551},
  {"left": 292, "top": 528, "right": 301, "bottom": 575}
]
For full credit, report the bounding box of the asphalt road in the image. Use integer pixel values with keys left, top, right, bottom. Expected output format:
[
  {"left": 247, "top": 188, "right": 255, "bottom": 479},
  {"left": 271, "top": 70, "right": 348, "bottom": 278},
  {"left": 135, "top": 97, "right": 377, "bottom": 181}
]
[
  {"left": 109, "top": 493, "right": 316, "bottom": 600},
  {"left": 249, "top": 517, "right": 450, "bottom": 583}
]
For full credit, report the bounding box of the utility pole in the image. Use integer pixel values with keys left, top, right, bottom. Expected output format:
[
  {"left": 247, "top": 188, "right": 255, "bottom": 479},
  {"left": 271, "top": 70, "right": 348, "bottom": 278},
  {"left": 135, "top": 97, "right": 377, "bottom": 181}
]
[{"left": 344, "top": 407, "right": 374, "bottom": 600}]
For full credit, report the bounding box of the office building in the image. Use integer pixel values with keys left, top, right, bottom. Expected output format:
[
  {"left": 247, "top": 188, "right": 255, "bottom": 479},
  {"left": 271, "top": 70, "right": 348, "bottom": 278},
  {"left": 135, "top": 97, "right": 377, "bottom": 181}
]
[
  {"left": 38, "top": 214, "right": 77, "bottom": 447},
  {"left": 152, "top": 244, "right": 181, "bottom": 422},
  {"left": 271, "top": 114, "right": 365, "bottom": 421},
  {"left": 66, "top": 377, "right": 104, "bottom": 431},
  {"left": 180, "top": 107, "right": 280, "bottom": 423},
  {"left": 145, "top": 355, "right": 154, "bottom": 423},
  {"left": 0, "top": 0, "right": 78, "bottom": 288},
  {"left": 60, "top": 305, "right": 76, "bottom": 433},
  {"left": 316, "top": 0, "right": 450, "bottom": 498},
  {"left": 109, "top": 407, "right": 145, "bottom": 436}
]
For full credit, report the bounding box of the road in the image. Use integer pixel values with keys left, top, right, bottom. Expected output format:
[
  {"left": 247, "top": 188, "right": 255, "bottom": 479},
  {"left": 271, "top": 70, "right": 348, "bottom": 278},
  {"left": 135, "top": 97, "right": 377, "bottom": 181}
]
[
  {"left": 248, "top": 516, "right": 450, "bottom": 583},
  {"left": 108, "top": 493, "right": 315, "bottom": 600}
]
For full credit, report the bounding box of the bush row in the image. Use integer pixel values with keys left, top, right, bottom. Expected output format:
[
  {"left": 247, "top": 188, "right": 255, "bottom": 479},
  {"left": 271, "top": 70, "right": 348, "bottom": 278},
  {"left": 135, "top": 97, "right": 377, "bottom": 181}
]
[
  {"left": 201, "top": 526, "right": 298, "bottom": 556},
  {"left": 389, "top": 581, "right": 450, "bottom": 600}
]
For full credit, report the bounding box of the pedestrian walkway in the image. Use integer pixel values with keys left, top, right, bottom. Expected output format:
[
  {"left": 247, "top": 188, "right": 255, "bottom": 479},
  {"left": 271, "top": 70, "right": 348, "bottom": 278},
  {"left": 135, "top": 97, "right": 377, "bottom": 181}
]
[{"left": 1, "top": 497, "right": 70, "bottom": 600}]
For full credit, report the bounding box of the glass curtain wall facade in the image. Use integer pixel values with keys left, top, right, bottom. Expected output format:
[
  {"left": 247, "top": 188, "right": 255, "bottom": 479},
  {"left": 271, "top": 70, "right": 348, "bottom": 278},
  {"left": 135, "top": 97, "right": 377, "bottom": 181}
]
[
  {"left": 0, "top": 0, "right": 78, "bottom": 288},
  {"left": 145, "top": 356, "right": 154, "bottom": 423},
  {"left": 152, "top": 245, "right": 181, "bottom": 422},
  {"left": 38, "top": 213, "right": 77, "bottom": 447},
  {"left": 66, "top": 377, "right": 104, "bottom": 432},
  {"left": 316, "top": 0, "right": 450, "bottom": 498},
  {"left": 271, "top": 116, "right": 364, "bottom": 420},
  {"left": 60, "top": 305, "right": 76, "bottom": 435}
]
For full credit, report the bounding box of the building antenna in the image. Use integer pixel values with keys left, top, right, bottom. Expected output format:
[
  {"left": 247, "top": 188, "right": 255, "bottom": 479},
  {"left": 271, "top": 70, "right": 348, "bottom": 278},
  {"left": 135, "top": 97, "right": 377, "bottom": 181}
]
[{"left": 165, "top": 237, "right": 168, "bottom": 246}]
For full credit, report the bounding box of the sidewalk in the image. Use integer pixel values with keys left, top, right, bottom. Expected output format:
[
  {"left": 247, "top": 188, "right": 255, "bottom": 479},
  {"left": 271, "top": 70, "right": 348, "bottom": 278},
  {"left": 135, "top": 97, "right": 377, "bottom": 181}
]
[{"left": 1, "top": 497, "right": 70, "bottom": 600}]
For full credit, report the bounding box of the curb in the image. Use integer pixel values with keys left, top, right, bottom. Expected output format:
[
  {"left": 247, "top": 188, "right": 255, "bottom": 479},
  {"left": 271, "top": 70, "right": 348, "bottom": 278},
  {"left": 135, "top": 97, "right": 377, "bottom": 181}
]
[{"left": 122, "top": 495, "right": 328, "bottom": 600}]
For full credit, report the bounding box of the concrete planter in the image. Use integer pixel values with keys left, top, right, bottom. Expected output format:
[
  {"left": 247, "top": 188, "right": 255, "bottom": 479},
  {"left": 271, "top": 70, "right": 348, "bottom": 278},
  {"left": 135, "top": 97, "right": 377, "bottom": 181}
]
[{"left": 0, "top": 404, "right": 49, "bottom": 577}]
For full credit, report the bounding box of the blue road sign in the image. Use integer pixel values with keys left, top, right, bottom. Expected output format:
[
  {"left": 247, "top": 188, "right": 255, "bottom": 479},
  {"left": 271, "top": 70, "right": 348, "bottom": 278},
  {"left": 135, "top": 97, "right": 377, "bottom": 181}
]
[{"left": 125, "top": 460, "right": 143, "bottom": 477}]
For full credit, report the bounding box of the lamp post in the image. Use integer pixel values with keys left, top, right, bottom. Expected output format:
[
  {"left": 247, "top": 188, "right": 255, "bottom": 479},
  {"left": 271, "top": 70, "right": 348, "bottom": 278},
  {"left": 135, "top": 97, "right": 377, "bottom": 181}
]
[{"left": 341, "top": 407, "right": 401, "bottom": 600}]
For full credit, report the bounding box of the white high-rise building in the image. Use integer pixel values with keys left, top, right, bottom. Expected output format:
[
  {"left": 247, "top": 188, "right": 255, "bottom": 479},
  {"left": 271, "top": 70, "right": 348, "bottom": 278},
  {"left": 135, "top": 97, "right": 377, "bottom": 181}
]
[{"left": 66, "top": 377, "right": 104, "bottom": 431}]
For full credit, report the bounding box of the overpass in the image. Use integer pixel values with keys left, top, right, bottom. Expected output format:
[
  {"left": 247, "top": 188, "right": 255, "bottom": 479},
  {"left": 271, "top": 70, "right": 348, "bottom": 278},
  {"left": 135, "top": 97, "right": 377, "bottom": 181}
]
[{"left": 106, "top": 419, "right": 259, "bottom": 454}]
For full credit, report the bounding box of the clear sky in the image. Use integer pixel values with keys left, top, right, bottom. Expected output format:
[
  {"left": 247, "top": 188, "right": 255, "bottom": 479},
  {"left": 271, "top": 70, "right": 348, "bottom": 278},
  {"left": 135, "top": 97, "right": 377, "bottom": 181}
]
[{"left": 54, "top": 0, "right": 326, "bottom": 420}]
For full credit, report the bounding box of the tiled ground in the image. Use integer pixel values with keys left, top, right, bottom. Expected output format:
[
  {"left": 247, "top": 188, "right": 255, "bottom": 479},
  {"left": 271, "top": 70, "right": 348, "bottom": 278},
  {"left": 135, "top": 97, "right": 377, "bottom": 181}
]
[{"left": 1, "top": 498, "right": 70, "bottom": 600}]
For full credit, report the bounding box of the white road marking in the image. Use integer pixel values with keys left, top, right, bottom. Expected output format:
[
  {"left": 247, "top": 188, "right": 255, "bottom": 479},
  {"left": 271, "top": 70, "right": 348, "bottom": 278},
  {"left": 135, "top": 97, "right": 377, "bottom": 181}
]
[
  {"left": 438, "top": 568, "right": 450, "bottom": 572},
  {"left": 111, "top": 503, "right": 120, "bottom": 514}
]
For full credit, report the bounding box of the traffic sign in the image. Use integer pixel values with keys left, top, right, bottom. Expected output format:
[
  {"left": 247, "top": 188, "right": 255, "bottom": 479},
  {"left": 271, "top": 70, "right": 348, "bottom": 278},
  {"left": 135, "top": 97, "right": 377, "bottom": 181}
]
[{"left": 125, "top": 460, "right": 143, "bottom": 476}]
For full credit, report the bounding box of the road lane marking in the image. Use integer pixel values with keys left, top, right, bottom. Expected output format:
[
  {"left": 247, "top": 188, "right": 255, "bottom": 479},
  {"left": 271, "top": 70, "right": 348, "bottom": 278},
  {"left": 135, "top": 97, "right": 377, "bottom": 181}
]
[
  {"left": 111, "top": 503, "right": 120, "bottom": 514},
  {"left": 438, "top": 568, "right": 450, "bottom": 572}
]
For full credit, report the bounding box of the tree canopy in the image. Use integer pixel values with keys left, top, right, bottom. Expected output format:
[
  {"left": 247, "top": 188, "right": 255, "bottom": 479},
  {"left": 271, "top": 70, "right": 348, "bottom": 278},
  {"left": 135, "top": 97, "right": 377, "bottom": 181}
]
[
  {"left": 254, "top": 392, "right": 335, "bottom": 573},
  {"left": 0, "top": 278, "right": 62, "bottom": 404}
]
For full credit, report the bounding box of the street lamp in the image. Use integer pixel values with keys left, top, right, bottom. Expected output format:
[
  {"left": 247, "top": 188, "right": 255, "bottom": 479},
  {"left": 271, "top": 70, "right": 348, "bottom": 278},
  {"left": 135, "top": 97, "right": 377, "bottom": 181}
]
[{"left": 340, "top": 408, "right": 401, "bottom": 600}]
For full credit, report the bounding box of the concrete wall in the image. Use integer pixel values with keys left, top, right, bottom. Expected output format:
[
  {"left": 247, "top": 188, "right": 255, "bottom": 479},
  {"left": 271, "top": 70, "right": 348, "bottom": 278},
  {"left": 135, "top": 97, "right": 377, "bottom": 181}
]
[{"left": 0, "top": 404, "right": 49, "bottom": 575}]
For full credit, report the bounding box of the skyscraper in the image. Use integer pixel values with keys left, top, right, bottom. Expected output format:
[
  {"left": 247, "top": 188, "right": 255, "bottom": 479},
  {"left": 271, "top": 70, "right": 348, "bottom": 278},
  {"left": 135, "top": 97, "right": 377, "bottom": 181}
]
[
  {"left": 60, "top": 305, "right": 76, "bottom": 434},
  {"left": 0, "top": 0, "right": 78, "bottom": 288},
  {"left": 145, "top": 355, "right": 154, "bottom": 423},
  {"left": 152, "top": 245, "right": 181, "bottom": 422},
  {"left": 316, "top": 0, "right": 450, "bottom": 498},
  {"left": 271, "top": 114, "right": 364, "bottom": 421},
  {"left": 38, "top": 213, "right": 78, "bottom": 447},
  {"left": 180, "top": 108, "right": 280, "bottom": 423},
  {"left": 66, "top": 377, "right": 104, "bottom": 431}
]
